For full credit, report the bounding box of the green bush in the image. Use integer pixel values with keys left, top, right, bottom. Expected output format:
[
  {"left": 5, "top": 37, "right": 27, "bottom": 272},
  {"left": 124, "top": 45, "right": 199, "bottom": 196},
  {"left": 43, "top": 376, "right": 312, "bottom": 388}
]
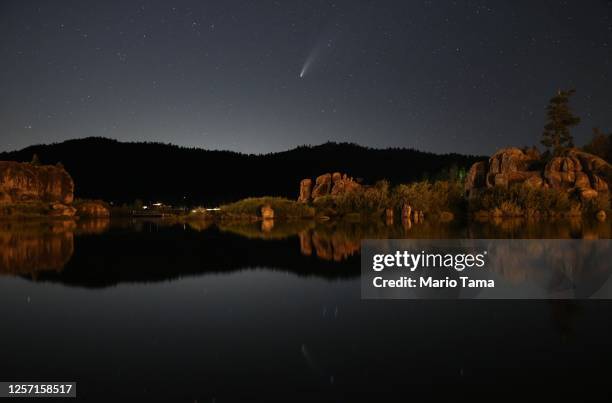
[
  {"left": 469, "top": 184, "right": 572, "bottom": 216},
  {"left": 220, "top": 197, "right": 314, "bottom": 219},
  {"left": 333, "top": 180, "right": 391, "bottom": 216},
  {"left": 392, "top": 180, "right": 465, "bottom": 215}
]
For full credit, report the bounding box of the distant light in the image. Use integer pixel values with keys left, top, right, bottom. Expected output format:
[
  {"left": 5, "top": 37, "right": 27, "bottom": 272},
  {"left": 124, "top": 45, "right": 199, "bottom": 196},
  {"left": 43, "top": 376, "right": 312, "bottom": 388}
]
[
  {"left": 206, "top": 208, "right": 220, "bottom": 211},
  {"left": 142, "top": 206, "right": 148, "bottom": 209},
  {"left": 152, "top": 202, "right": 162, "bottom": 206}
]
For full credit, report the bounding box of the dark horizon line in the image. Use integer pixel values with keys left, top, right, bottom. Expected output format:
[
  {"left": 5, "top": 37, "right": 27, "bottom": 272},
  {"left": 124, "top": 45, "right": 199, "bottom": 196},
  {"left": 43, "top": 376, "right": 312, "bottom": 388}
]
[{"left": 0, "top": 135, "right": 495, "bottom": 159}]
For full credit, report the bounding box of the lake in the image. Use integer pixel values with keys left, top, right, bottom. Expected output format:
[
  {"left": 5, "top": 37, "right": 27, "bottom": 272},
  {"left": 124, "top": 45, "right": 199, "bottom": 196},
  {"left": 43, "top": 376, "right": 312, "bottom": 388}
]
[{"left": 1, "top": 217, "right": 612, "bottom": 401}]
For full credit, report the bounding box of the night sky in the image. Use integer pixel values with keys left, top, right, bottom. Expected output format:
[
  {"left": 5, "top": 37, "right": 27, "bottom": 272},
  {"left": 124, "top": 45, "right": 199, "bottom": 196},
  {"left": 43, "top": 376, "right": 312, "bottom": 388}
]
[{"left": 1, "top": 0, "right": 611, "bottom": 155}]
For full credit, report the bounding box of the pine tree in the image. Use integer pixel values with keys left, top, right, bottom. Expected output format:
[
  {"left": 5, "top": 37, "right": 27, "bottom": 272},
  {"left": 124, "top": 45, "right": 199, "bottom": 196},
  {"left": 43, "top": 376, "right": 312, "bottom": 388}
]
[
  {"left": 541, "top": 89, "right": 581, "bottom": 155},
  {"left": 583, "top": 127, "right": 612, "bottom": 162}
]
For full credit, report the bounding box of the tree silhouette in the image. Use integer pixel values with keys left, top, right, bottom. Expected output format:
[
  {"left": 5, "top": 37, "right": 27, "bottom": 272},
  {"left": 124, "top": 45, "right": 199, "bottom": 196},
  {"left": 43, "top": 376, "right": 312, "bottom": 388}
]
[
  {"left": 31, "top": 153, "right": 41, "bottom": 165},
  {"left": 583, "top": 127, "right": 611, "bottom": 162},
  {"left": 541, "top": 89, "right": 580, "bottom": 155}
]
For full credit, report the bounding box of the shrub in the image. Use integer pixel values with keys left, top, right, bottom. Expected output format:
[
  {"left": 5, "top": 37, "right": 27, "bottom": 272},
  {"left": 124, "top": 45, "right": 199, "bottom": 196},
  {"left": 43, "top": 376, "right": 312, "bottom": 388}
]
[
  {"left": 220, "top": 197, "right": 314, "bottom": 219},
  {"left": 333, "top": 180, "right": 391, "bottom": 216},
  {"left": 392, "top": 180, "right": 464, "bottom": 215},
  {"left": 468, "top": 184, "right": 572, "bottom": 216}
]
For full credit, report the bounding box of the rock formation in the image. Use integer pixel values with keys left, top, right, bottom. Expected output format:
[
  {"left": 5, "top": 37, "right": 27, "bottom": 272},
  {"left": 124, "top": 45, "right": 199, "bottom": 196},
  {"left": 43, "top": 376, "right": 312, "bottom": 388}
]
[
  {"left": 74, "top": 200, "right": 111, "bottom": 218},
  {"left": 299, "top": 229, "right": 360, "bottom": 261},
  {"left": 465, "top": 147, "right": 612, "bottom": 203},
  {"left": 298, "top": 179, "right": 313, "bottom": 203},
  {"left": 0, "top": 161, "right": 77, "bottom": 218},
  {"left": 0, "top": 161, "right": 74, "bottom": 205},
  {"left": 298, "top": 172, "right": 361, "bottom": 202},
  {"left": 485, "top": 147, "right": 541, "bottom": 189}
]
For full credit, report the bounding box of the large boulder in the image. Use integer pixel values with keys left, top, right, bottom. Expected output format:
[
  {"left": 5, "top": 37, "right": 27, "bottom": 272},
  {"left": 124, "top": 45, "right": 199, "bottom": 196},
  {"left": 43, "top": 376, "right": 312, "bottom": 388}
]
[
  {"left": 49, "top": 203, "right": 77, "bottom": 217},
  {"left": 298, "top": 172, "right": 361, "bottom": 202},
  {"left": 464, "top": 147, "right": 612, "bottom": 208},
  {"left": 311, "top": 173, "right": 332, "bottom": 199},
  {"left": 75, "top": 200, "right": 110, "bottom": 218},
  {"left": 544, "top": 156, "right": 582, "bottom": 189},
  {"left": 298, "top": 179, "right": 313, "bottom": 203},
  {"left": 0, "top": 161, "right": 74, "bottom": 205},
  {"left": 485, "top": 147, "right": 541, "bottom": 188},
  {"left": 330, "top": 173, "right": 361, "bottom": 196},
  {"left": 465, "top": 161, "right": 487, "bottom": 194},
  {"left": 567, "top": 149, "right": 612, "bottom": 179}
]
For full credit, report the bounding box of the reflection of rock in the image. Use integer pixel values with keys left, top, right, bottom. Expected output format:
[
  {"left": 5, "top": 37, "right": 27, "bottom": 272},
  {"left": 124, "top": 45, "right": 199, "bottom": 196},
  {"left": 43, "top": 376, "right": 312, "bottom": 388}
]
[
  {"left": 76, "top": 218, "right": 111, "bottom": 234},
  {"left": 261, "top": 218, "right": 274, "bottom": 233},
  {"left": 187, "top": 220, "right": 213, "bottom": 232},
  {"left": 385, "top": 208, "right": 394, "bottom": 225},
  {"left": 0, "top": 221, "right": 74, "bottom": 275},
  {"left": 300, "top": 229, "right": 360, "bottom": 261},
  {"left": 299, "top": 231, "right": 313, "bottom": 256},
  {"left": 596, "top": 210, "right": 607, "bottom": 222},
  {"left": 485, "top": 240, "right": 612, "bottom": 298},
  {"left": 219, "top": 220, "right": 314, "bottom": 240}
]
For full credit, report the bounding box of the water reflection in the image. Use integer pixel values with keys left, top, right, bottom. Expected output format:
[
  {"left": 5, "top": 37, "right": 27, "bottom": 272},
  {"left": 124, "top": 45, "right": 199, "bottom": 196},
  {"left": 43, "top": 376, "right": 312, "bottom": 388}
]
[
  {"left": 486, "top": 239, "right": 612, "bottom": 293},
  {"left": 0, "top": 218, "right": 111, "bottom": 277},
  {"left": 75, "top": 218, "right": 111, "bottom": 235},
  {"left": 299, "top": 229, "right": 360, "bottom": 261},
  {"left": 0, "top": 221, "right": 75, "bottom": 276},
  {"left": 0, "top": 217, "right": 610, "bottom": 287}
]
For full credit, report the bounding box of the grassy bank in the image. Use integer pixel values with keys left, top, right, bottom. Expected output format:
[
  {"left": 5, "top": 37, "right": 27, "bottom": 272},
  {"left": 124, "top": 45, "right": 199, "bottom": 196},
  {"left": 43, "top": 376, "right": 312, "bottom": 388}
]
[
  {"left": 219, "top": 197, "right": 315, "bottom": 220},
  {"left": 468, "top": 184, "right": 610, "bottom": 218}
]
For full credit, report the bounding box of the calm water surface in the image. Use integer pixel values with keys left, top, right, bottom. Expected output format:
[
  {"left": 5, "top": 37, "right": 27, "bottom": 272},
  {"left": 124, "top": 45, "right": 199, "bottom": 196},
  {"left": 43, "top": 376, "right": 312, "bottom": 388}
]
[{"left": 1, "top": 218, "right": 612, "bottom": 401}]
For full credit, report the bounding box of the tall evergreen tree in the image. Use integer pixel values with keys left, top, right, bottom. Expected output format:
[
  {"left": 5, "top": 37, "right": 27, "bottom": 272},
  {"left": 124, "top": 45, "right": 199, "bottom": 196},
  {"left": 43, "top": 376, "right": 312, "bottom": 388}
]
[
  {"left": 541, "top": 89, "right": 581, "bottom": 155},
  {"left": 31, "top": 153, "right": 41, "bottom": 165},
  {"left": 583, "top": 127, "right": 612, "bottom": 161}
]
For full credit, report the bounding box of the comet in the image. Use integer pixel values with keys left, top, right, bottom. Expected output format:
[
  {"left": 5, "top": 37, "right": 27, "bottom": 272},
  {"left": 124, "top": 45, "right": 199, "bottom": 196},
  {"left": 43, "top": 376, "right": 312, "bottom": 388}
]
[{"left": 299, "top": 51, "right": 315, "bottom": 78}]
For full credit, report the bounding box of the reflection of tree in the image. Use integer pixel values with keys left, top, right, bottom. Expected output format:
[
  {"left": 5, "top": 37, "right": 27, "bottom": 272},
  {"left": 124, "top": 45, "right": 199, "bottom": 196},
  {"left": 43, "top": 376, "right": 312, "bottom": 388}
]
[
  {"left": 218, "top": 220, "right": 314, "bottom": 240},
  {"left": 219, "top": 216, "right": 612, "bottom": 264},
  {"left": 0, "top": 220, "right": 75, "bottom": 276},
  {"left": 483, "top": 239, "right": 612, "bottom": 297},
  {"left": 468, "top": 217, "right": 612, "bottom": 239}
]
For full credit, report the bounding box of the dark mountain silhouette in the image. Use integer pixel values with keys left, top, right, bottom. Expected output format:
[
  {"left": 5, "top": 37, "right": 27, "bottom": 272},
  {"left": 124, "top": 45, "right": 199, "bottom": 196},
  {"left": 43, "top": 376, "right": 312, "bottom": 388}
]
[{"left": 0, "top": 137, "right": 484, "bottom": 205}]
